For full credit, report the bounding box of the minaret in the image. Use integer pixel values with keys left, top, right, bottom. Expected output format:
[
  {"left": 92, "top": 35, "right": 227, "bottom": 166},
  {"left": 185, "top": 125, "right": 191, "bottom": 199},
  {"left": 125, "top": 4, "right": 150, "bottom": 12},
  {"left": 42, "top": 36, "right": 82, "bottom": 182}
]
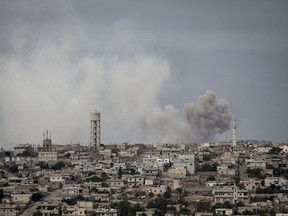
[
  {"left": 43, "top": 130, "right": 52, "bottom": 152},
  {"left": 90, "top": 111, "right": 101, "bottom": 150},
  {"left": 232, "top": 117, "right": 237, "bottom": 147}
]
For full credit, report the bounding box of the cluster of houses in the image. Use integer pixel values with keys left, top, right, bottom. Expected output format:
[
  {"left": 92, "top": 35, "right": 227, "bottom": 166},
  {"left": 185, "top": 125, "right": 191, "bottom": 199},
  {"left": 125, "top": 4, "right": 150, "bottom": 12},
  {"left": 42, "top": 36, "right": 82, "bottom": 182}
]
[{"left": 0, "top": 139, "right": 288, "bottom": 216}]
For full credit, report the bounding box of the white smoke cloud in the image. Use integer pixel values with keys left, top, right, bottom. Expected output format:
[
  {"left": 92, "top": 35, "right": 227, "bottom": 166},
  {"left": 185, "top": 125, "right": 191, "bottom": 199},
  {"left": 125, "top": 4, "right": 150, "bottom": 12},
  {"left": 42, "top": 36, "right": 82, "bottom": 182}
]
[
  {"left": 0, "top": 5, "right": 233, "bottom": 147},
  {"left": 0, "top": 41, "right": 170, "bottom": 147}
]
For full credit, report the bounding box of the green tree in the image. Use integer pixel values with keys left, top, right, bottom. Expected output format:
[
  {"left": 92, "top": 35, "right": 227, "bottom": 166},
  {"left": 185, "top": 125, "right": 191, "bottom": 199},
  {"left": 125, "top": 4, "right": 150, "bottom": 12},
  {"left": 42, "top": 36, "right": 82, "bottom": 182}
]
[
  {"left": 33, "top": 211, "right": 43, "bottom": 216},
  {"left": 118, "top": 167, "right": 122, "bottom": 179},
  {"left": 148, "top": 192, "right": 154, "bottom": 198},
  {"left": 207, "top": 176, "right": 216, "bottom": 181},
  {"left": 268, "top": 146, "right": 282, "bottom": 155},
  {"left": 31, "top": 193, "right": 43, "bottom": 202},
  {"left": 51, "top": 161, "right": 65, "bottom": 170},
  {"left": 4, "top": 151, "right": 11, "bottom": 157},
  {"left": 118, "top": 200, "right": 131, "bottom": 216},
  {"left": 9, "top": 164, "right": 18, "bottom": 173},
  {"left": 197, "top": 202, "right": 211, "bottom": 212},
  {"left": 179, "top": 207, "right": 191, "bottom": 215},
  {"left": 163, "top": 187, "right": 172, "bottom": 199}
]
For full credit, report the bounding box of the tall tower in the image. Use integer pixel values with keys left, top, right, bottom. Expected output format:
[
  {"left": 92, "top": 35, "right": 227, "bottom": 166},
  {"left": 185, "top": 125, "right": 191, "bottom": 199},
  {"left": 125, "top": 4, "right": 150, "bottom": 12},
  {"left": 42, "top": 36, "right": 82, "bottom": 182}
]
[
  {"left": 232, "top": 117, "right": 237, "bottom": 147},
  {"left": 43, "top": 130, "right": 52, "bottom": 152},
  {"left": 90, "top": 111, "right": 100, "bottom": 149}
]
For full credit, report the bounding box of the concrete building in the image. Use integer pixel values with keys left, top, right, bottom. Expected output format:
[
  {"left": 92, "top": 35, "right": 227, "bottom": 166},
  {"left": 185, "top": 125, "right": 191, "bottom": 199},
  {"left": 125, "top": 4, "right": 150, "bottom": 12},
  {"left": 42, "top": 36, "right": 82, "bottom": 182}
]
[
  {"left": 13, "top": 143, "right": 33, "bottom": 156},
  {"left": 90, "top": 111, "right": 101, "bottom": 150},
  {"left": 246, "top": 159, "right": 266, "bottom": 169},
  {"left": 213, "top": 185, "right": 249, "bottom": 204}
]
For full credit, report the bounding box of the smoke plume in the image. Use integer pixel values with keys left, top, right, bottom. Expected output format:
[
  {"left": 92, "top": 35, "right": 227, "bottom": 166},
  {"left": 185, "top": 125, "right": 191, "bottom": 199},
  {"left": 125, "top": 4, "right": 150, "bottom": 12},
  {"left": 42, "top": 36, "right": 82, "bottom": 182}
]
[
  {"left": 0, "top": 2, "right": 233, "bottom": 147},
  {"left": 146, "top": 91, "right": 233, "bottom": 143},
  {"left": 183, "top": 91, "right": 232, "bottom": 142}
]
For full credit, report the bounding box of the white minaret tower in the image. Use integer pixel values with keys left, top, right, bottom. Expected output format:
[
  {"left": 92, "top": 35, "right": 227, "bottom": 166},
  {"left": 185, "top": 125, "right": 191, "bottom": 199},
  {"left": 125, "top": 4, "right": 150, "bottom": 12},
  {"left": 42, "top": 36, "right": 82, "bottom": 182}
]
[
  {"left": 90, "top": 111, "right": 101, "bottom": 150},
  {"left": 232, "top": 117, "right": 237, "bottom": 147}
]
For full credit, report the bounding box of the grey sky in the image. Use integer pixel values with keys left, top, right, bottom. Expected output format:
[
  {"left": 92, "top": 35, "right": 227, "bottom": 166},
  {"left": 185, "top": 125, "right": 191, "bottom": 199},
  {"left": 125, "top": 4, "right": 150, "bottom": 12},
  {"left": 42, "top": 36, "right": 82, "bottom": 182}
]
[{"left": 0, "top": 0, "right": 287, "bottom": 147}]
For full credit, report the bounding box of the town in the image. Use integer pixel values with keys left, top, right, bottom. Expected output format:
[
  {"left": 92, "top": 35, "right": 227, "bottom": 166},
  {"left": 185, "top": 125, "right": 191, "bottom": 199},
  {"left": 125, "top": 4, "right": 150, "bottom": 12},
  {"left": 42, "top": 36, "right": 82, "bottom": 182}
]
[{"left": 0, "top": 112, "right": 288, "bottom": 216}]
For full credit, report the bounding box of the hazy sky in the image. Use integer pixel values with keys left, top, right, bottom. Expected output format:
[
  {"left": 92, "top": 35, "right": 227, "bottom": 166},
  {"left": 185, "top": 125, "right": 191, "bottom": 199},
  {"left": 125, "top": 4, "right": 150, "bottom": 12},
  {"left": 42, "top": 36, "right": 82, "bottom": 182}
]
[{"left": 0, "top": 0, "right": 287, "bottom": 148}]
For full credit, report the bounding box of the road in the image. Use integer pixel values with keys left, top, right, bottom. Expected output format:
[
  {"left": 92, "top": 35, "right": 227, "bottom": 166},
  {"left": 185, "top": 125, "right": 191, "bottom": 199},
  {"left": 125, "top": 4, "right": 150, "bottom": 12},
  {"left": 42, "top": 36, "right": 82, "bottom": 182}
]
[{"left": 19, "top": 189, "right": 61, "bottom": 216}]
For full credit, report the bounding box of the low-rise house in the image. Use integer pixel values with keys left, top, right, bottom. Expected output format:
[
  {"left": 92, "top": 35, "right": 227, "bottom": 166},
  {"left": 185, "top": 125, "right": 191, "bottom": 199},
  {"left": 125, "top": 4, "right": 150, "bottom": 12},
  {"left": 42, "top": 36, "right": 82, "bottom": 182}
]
[
  {"left": 136, "top": 210, "right": 154, "bottom": 216},
  {"left": 38, "top": 151, "right": 58, "bottom": 162},
  {"left": 264, "top": 177, "right": 287, "bottom": 187},
  {"left": 13, "top": 143, "right": 33, "bottom": 156},
  {"left": 106, "top": 179, "right": 125, "bottom": 187},
  {"left": 8, "top": 177, "right": 33, "bottom": 186},
  {"left": 62, "top": 205, "right": 87, "bottom": 216},
  {"left": 240, "top": 179, "right": 261, "bottom": 190},
  {"left": 122, "top": 175, "right": 144, "bottom": 187},
  {"left": 217, "top": 165, "right": 236, "bottom": 176},
  {"left": 167, "top": 166, "right": 186, "bottom": 178},
  {"left": 144, "top": 178, "right": 155, "bottom": 186},
  {"left": 213, "top": 185, "right": 249, "bottom": 204},
  {"left": 50, "top": 174, "right": 65, "bottom": 184},
  {"left": 93, "top": 193, "right": 109, "bottom": 202},
  {"left": 195, "top": 213, "right": 213, "bottom": 216},
  {"left": 246, "top": 159, "right": 266, "bottom": 169},
  {"left": 145, "top": 185, "right": 167, "bottom": 195},
  {"left": 11, "top": 193, "right": 31, "bottom": 205},
  {"left": 61, "top": 184, "right": 82, "bottom": 195},
  {"left": 94, "top": 208, "right": 117, "bottom": 216},
  {"left": 143, "top": 168, "right": 159, "bottom": 177},
  {"left": 0, "top": 204, "right": 19, "bottom": 216},
  {"left": 77, "top": 201, "right": 93, "bottom": 212},
  {"left": 215, "top": 208, "right": 233, "bottom": 216},
  {"left": 36, "top": 200, "right": 60, "bottom": 216}
]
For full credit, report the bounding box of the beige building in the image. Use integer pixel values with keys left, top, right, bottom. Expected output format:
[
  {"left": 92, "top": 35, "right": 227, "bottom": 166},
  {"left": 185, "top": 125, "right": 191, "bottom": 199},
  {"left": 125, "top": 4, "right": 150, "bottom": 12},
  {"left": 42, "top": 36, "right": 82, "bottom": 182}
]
[
  {"left": 240, "top": 178, "right": 261, "bottom": 190},
  {"left": 11, "top": 193, "right": 31, "bottom": 204},
  {"left": 213, "top": 185, "right": 249, "bottom": 204},
  {"left": 0, "top": 204, "right": 19, "bottom": 216},
  {"left": 167, "top": 167, "right": 187, "bottom": 178},
  {"left": 38, "top": 151, "right": 58, "bottom": 162},
  {"left": 145, "top": 185, "right": 167, "bottom": 195}
]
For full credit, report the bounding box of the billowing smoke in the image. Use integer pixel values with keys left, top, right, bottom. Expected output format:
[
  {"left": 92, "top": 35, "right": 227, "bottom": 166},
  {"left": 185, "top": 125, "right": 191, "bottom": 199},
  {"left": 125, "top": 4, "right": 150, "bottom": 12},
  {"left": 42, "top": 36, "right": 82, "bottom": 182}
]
[
  {"left": 183, "top": 91, "right": 232, "bottom": 142},
  {"left": 146, "top": 91, "right": 233, "bottom": 143},
  {"left": 0, "top": 2, "right": 233, "bottom": 147}
]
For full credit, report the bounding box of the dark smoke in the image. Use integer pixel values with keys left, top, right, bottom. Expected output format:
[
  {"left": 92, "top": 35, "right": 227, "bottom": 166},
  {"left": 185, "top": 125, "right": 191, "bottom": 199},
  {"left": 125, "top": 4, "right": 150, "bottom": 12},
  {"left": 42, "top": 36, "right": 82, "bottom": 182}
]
[
  {"left": 146, "top": 91, "right": 233, "bottom": 143},
  {"left": 183, "top": 91, "right": 232, "bottom": 142}
]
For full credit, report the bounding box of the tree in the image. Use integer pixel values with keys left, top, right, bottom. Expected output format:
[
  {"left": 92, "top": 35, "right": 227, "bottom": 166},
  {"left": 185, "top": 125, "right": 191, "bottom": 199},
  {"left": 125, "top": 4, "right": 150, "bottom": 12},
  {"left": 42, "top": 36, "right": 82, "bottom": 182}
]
[
  {"left": 64, "top": 152, "right": 71, "bottom": 158},
  {"left": 51, "top": 161, "right": 65, "bottom": 170},
  {"left": 0, "top": 189, "right": 4, "bottom": 202},
  {"left": 268, "top": 146, "right": 282, "bottom": 155},
  {"left": 197, "top": 202, "right": 211, "bottom": 212},
  {"left": 179, "top": 207, "right": 191, "bottom": 215},
  {"left": 147, "top": 201, "right": 156, "bottom": 208},
  {"left": 199, "top": 163, "right": 218, "bottom": 172},
  {"left": 118, "top": 167, "right": 122, "bottom": 179},
  {"left": 4, "top": 151, "right": 11, "bottom": 157},
  {"left": 9, "top": 164, "right": 18, "bottom": 173},
  {"left": 118, "top": 200, "right": 131, "bottom": 216},
  {"left": 148, "top": 192, "right": 154, "bottom": 198},
  {"left": 163, "top": 186, "right": 172, "bottom": 199},
  {"left": 31, "top": 193, "right": 43, "bottom": 202},
  {"left": 163, "top": 190, "right": 171, "bottom": 199},
  {"left": 207, "top": 176, "right": 216, "bottom": 181},
  {"left": 33, "top": 211, "right": 43, "bottom": 216}
]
